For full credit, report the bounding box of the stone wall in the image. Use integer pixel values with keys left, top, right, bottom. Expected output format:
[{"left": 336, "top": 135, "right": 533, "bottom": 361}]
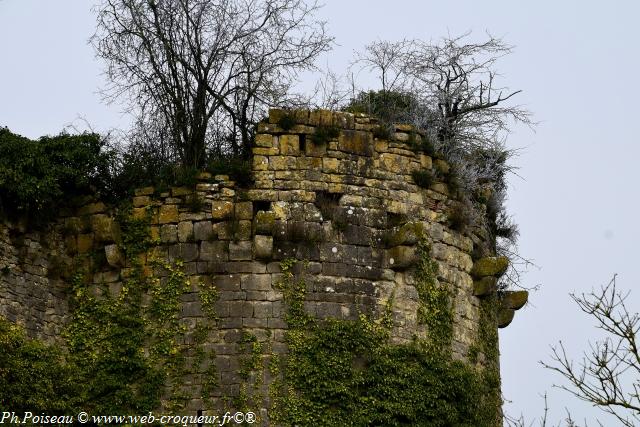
[{"left": 0, "top": 108, "right": 526, "bottom": 421}]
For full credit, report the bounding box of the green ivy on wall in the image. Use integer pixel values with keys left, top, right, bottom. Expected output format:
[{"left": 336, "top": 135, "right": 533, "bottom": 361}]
[
  {"left": 0, "top": 207, "right": 220, "bottom": 415},
  {"left": 269, "top": 250, "right": 501, "bottom": 427}
]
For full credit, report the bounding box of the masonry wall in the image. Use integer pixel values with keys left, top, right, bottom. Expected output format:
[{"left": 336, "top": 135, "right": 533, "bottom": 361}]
[{"left": 0, "top": 109, "right": 525, "bottom": 422}]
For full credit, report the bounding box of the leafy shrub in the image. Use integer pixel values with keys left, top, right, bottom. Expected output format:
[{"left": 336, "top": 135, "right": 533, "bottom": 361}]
[
  {"left": 444, "top": 166, "right": 461, "bottom": 195},
  {"left": 408, "top": 132, "right": 436, "bottom": 156},
  {"left": 0, "top": 316, "right": 80, "bottom": 414},
  {"left": 372, "top": 125, "right": 393, "bottom": 140},
  {"left": 344, "top": 90, "right": 420, "bottom": 125},
  {"left": 0, "top": 128, "right": 113, "bottom": 217},
  {"left": 277, "top": 112, "right": 297, "bottom": 131},
  {"left": 207, "top": 157, "right": 253, "bottom": 187},
  {"left": 411, "top": 169, "right": 435, "bottom": 189},
  {"left": 185, "top": 193, "right": 205, "bottom": 213},
  {"left": 311, "top": 125, "right": 340, "bottom": 145},
  {"left": 448, "top": 203, "right": 472, "bottom": 232}
]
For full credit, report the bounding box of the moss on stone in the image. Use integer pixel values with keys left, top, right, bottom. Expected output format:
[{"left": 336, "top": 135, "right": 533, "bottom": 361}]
[{"left": 471, "top": 256, "right": 509, "bottom": 278}]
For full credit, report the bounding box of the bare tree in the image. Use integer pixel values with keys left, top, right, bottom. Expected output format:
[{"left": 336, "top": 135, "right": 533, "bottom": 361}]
[
  {"left": 92, "top": 0, "right": 332, "bottom": 167},
  {"left": 350, "top": 33, "right": 532, "bottom": 151},
  {"left": 542, "top": 275, "right": 640, "bottom": 426},
  {"left": 403, "top": 33, "right": 532, "bottom": 152},
  {"left": 354, "top": 40, "right": 412, "bottom": 93}
]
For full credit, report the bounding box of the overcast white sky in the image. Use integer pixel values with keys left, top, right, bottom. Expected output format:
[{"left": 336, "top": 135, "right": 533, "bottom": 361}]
[{"left": 2, "top": 1, "right": 640, "bottom": 424}]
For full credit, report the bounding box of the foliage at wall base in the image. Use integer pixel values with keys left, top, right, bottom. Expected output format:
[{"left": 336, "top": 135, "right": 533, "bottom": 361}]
[{"left": 269, "top": 257, "right": 500, "bottom": 427}]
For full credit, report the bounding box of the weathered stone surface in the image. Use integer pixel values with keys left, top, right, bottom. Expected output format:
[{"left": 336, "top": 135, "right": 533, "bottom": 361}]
[
  {"left": 255, "top": 133, "right": 275, "bottom": 148},
  {"left": 78, "top": 202, "right": 106, "bottom": 216},
  {"left": 280, "top": 134, "right": 300, "bottom": 155},
  {"left": 104, "top": 244, "right": 123, "bottom": 267},
  {"left": 471, "top": 256, "right": 509, "bottom": 278},
  {"left": 172, "top": 187, "right": 192, "bottom": 197},
  {"left": 133, "top": 186, "right": 154, "bottom": 196},
  {"left": 233, "top": 202, "right": 251, "bottom": 220},
  {"left": 167, "top": 243, "right": 198, "bottom": 262},
  {"left": 254, "top": 235, "right": 273, "bottom": 259},
  {"left": 498, "top": 309, "right": 515, "bottom": 328},
  {"left": 501, "top": 291, "right": 529, "bottom": 310},
  {"left": 338, "top": 130, "right": 373, "bottom": 156},
  {"left": 199, "top": 241, "right": 228, "bottom": 262},
  {"left": 91, "top": 214, "right": 119, "bottom": 243},
  {"left": 229, "top": 241, "right": 252, "bottom": 260},
  {"left": 158, "top": 205, "right": 179, "bottom": 224},
  {"left": 1, "top": 107, "right": 516, "bottom": 417},
  {"left": 386, "top": 246, "right": 418, "bottom": 269},
  {"left": 473, "top": 277, "right": 498, "bottom": 297},
  {"left": 178, "top": 221, "right": 194, "bottom": 242},
  {"left": 254, "top": 211, "right": 276, "bottom": 235},
  {"left": 193, "top": 221, "right": 213, "bottom": 241},
  {"left": 434, "top": 159, "right": 450, "bottom": 175},
  {"left": 160, "top": 224, "right": 178, "bottom": 243},
  {"left": 133, "top": 196, "right": 151, "bottom": 207},
  {"left": 77, "top": 233, "right": 94, "bottom": 253},
  {"left": 211, "top": 201, "right": 234, "bottom": 220}
]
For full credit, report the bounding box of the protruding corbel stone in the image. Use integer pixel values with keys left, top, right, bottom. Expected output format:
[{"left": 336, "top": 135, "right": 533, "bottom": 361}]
[
  {"left": 473, "top": 276, "right": 498, "bottom": 297},
  {"left": 104, "top": 244, "right": 123, "bottom": 268},
  {"left": 470, "top": 256, "right": 509, "bottom": 279},
  {"left": 500, "top": 290, "right": 529, "bottom": 310},
  {"left": 498, "top": 309, "right": 515, "bottom": 328}
]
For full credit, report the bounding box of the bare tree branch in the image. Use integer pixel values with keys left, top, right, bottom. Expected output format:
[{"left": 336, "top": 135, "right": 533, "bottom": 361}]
[
  {"left": 92, "top": 0, "right": 333, "bottom": 167},
  {"left": 542, "top": 275, "right": 640, "bottom": 426}
]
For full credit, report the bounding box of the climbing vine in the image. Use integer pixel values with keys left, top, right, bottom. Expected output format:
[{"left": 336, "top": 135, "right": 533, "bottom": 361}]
[
  {"left": 269, "top": 256, "right": 500, "bottom": 427},
  {"left": 61, "top": 206, "right": 219, "bottom": 413}
]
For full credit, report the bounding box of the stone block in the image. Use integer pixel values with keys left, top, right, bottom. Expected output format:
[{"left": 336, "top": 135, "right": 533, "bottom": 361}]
[
  {"left": 172, "top": 187, "right": 192, "bottom": 197},
  {"left": 386, "top": 246, "right": 418, "bottom": 269},
  {"left": 246, "top": 190, "right": 278, "bottom": 201},
  {"left": 133, "top": 196, "right": 151, "bottom": 207},
  {"left": 104, "top": 244, "right": 123, "bottom": 267},
  {"left": 160, "top": 224, "right": 178, "bottom": 243},
  {"left": 501, "top": 291, "right": 529, "bottom": 310},
  {"left": 309, "top": 109, "right": 334, "bottom": 126},
  {"left": 235, "top": 221, "right": 253, "bottom": 241},
  {"left": 212, "top": 201, "right": 234, "bottom": 220},
  {"left": 420, "top": 154, "right": 433, "bottom": 169},
  {"left": 235, "top": 202, "right": 253, "bottom": 220},
  {"left": 254, "top": 212, "right": 276, "bottom": 235},
  {"left": 193, "top": 221, "right": 213, "bottom": 241},
  {"left": 434, "top": 159, "right": 450, "bottom": 174},
  {"left": 241, "top": 274, "right": 272, "bottom": 291},
  {"left": 91, "top": 214, "right": 119, "bottom": 243},
  {"left": 253, "top": 155, "right": 269, "bottom": 171},
  {"left": 77, "top": 234, "right": 94, "bottom": 253},
  {"left": 200, "top": 241, "right": 228, "bottom": 262},
  {"left": 158, "top": 205, "right": 179, "bottom": 224},
  {"left": 322, "top": 157, "right": 340, "bottom": 173},
  {"left": 498, "top": 309, "right": 515, "bottom": 328},
  {"left": 338, "top": 130, "right": 373, "bottom": 156},
  {"left": 78, "top": 202, "right": 106, "bottom": 216},
  {"left": 229, "top": 241, "right": 252, "bottom": 261},
  {"left": 342, "top": 224, "right": 372, "bottom": 246},
  {"left": 471, "top": 256, "right": 509, "bottom": 278},
  {"left": 255, "top": 133, "right": 275, "bottom": 148},
  {"left": 134, "top": 186, "right": 154, "bottom": 196},
  {"left": 473, "top": 277, "right": 498, "bottom": 297},
  {"left": 169, "top": 243, "right": 199, "bottom": 262},
  {"left": 279, "top": 134, "right": 300, "bottom": 155},
  {"left": 254, "top": 235, "right": 273, "bottom": 259},
  {"left": 178, "top": 221, "right": 194, "bottom": 242},
  {"left": 252, "top": 302, "right": 271, "bottom": 318}
]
